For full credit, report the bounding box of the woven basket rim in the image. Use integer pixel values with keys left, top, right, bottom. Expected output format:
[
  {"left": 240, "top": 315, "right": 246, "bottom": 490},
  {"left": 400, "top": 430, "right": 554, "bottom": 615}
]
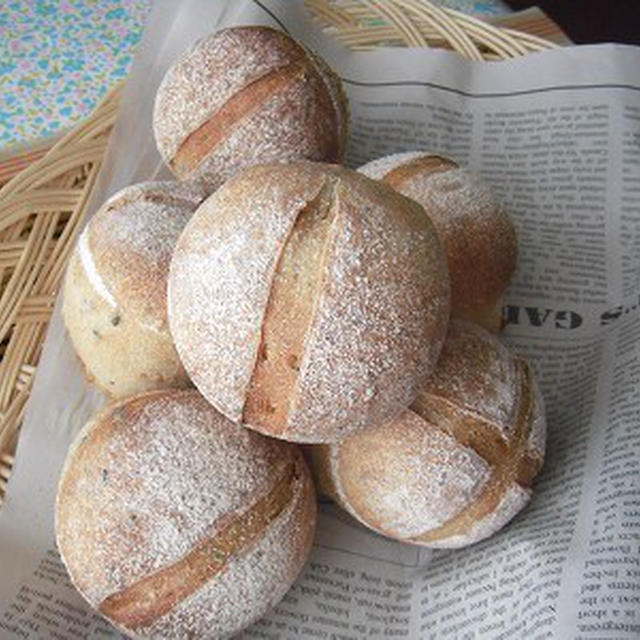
[{"left": 305, "top": 0, "right": 557, "bottom": 59}]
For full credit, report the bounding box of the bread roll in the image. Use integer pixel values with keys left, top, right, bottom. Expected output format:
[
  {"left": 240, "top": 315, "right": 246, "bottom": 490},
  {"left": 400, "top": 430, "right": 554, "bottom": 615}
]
[
  {"left": 312, "top": 320, "right": 545, "bottom": 548},
  {"left": 62, "top": 181, "right": 205, "bottom": 397},
  {"left": 154, "top": 26, "right": 348, "bottom": 191},
  {"left": 55, "top": 389, "right": 316, "bottom": 639},
  {"left": 168, "top": 162, "right": 450, "bottom": 443},
  {"left": 359, "top": 152, "right": 517, "bottom": 332}
]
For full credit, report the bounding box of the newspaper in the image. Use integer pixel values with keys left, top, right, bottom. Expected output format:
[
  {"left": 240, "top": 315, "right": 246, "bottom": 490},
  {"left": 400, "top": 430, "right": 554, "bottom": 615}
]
[{"left": 1, "top": 1, "right": 639, "bottom": 638}]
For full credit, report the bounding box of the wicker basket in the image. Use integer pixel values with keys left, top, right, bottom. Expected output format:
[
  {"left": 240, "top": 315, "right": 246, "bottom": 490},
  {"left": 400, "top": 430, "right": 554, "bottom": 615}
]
[{"left": 0, "top": 0, "right": 557, "bottom": 505}]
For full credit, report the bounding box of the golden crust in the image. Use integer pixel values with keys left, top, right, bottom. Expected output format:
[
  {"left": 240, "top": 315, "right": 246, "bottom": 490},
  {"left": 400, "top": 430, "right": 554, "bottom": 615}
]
[
  {"left": 168, "top": 162, "right": 450, "bottom": 443},
  {"left": 55, "top": 390, "right": 316, "bottom": 638},
  {"left": 88, "top": 180, "right": 205, "bottom": 327},
  {"left": 359, "top": 152, "right": 518, "bottom": 333},
  {"left": 62, "top": 252, "right": 191, "bottom": 398},
  {"left": 154, "top": 26, "right": 348, "bottom": 191},
  {"left": 312, "top": 320, "right": 546, "bottom": 548},
  {"left": 62, "top": 181, "right": 204, "bottom": 397}
]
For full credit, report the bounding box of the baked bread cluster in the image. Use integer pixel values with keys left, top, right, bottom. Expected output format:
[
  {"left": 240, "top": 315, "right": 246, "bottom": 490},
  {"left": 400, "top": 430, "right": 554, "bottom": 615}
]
[{"left": 58, "top": 25, "right": 546, "bottom": 639}]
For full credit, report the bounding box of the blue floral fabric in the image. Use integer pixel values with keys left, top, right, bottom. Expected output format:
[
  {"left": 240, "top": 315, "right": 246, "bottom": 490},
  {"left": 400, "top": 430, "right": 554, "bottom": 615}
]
[{"left": 0, "top": 0, "right": 508, "bottom": 151}]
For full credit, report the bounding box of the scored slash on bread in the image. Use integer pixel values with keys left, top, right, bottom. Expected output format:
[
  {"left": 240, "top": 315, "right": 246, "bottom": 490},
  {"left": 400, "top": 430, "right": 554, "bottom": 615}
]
[
  {"left": 171, "top": 59, "right": 341, "bottom": 177},
  {"left": 383, "top": 154, "right": 458, "bottom": 187},
  {"left": 242, "top": 177, "right": 339, "bottom": 436},
  {"left": 98, "top": 462, "right": 297, "bottom": 629},
  {"left": 410, "top": 358, "right": 543, "bottom": 547}
]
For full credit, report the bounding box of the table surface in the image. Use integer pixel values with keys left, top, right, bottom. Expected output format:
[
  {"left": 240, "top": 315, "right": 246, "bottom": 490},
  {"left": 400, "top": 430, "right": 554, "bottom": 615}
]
[{"left": 0, "top": 0, "right": 509, "bottom": 153}]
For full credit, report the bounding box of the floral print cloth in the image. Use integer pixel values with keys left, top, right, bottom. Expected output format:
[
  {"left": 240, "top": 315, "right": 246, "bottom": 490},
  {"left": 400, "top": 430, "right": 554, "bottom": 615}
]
[{"left": 0, "top": 0, "right": 508, "bottom": 152}]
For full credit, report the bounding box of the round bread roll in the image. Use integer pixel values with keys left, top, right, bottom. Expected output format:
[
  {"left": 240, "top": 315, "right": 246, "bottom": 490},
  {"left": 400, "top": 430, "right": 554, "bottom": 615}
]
[
  {"left": 55, "top": 389, "right": 316, "bottom": 639},
  {"left": 154, "top": 26, "right": 348, "bottom": 191},
  {"left": 311, "top": 320, "right": 546, "bottom": 548},
  {"left": 62, "top": 181, "right": 205, "bottom": 397},
  {"left": 168, "top": 162, "right": 450, "bottom": 444},
  {"left": 359, "top": 152, "right": 517, "bottom": 332}
]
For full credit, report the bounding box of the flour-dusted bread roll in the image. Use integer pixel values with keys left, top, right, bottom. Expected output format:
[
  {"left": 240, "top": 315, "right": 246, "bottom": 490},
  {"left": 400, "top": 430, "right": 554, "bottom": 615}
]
[
  {"left": 312, "top": 320, "right": 546, "bottom": 548},
  {"left": 55, "top": 389, "right": 316, "bottom": 640},
  {"left": 168, "top": 162, "right": 450, "bottom": 443},
  {"left": 359, "top": 152, "right": 517, "bottom": 332},
  {"left": 62, "top": 181, "right": 205, "bottom": 397},
  {"left": 154, "top": 26, "right": 348, "bottom": 191}
]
